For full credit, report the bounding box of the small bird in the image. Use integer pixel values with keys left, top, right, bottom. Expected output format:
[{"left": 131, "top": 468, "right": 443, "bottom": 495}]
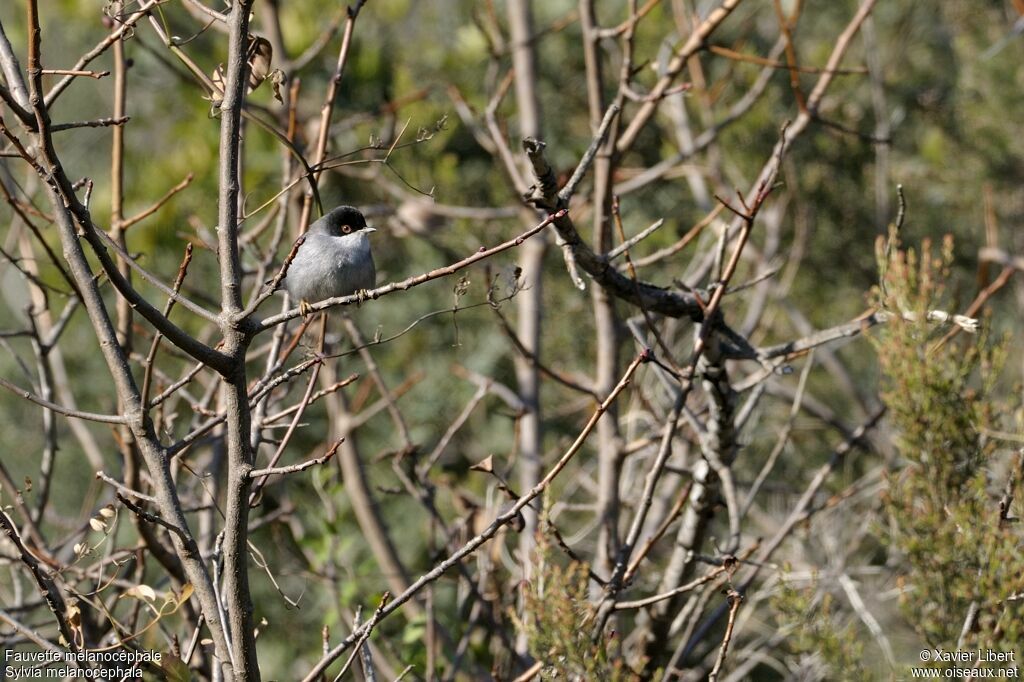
[{"left": 282, "top": 205, "right": 376, "bottom": 315}]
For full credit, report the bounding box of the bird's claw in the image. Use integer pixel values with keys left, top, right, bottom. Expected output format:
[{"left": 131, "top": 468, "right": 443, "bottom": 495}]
[
  {"left": 298, "top": 299, "right": 313, "bottom": 318},
  {"left": 355, "top": 289, "right": 371, "bottom": 306}
]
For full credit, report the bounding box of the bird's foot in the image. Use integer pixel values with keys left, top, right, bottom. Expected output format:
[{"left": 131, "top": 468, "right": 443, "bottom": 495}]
[
  {"left": 298, "top": 299, "right": 313, "bottom": 318},
  {"left": 355, "top": 289, "right": 371, "bottom": 306}
]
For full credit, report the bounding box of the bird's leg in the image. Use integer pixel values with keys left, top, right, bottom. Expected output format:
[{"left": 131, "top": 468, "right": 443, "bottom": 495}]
[
  {"left": 299, "top": 299, "right": 314, "bottom": 318},
  {"left": 355, "top": 289, "right": 370, "bottom": 306}
]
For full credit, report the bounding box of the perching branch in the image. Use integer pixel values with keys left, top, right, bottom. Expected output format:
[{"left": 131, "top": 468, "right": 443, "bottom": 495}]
[{"left": 256, "top": 209, "right": 568, "bottom": 329}]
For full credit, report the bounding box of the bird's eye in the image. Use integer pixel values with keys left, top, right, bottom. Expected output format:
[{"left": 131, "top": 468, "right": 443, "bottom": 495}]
[{"left": 341, "top": 225, "right": 352, "bottom": 234}]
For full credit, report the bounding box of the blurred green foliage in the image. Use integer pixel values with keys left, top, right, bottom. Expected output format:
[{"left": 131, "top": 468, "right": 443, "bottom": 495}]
[
  {"left": 516, "top": 522, "right": 642, "bottom": 681},
  {"left": 870, "top": 232, "right": 1022, "bottom": 663},
  {"left": 772, "top": 576, "right": 873, "bottom": 680}
]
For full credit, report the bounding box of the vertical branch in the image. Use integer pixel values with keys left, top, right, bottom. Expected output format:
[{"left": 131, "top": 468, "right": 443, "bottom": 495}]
[
  {"left": 249, "top": 76, "right": 301, "bottom": 454},
  {"left": 216, "top": 1, "right": 252, "bottom": 317},
  {"left": 507, "top": 2, "right": 546, "bottom": 658},
  {"left": 580, "top": 0, "right": 628, "bottom": 582},
  {"left": 297, "top": 1, "right": 368, "bottom": 233},
  {"left": 106, "top": 9, "right": 157, "bottom": 639},
  {"left": 6, "top": 183, "right": 105, "bottom": 474},
  {"left": 27, "top": 318, "right": 58, "bottom": 526},
  {"left": 110, "top": 1, "right": 131, "bottom": 348},
  {"left": 706, "top": 589, "right": 742, "bottom": 681},
  {"left": 771, "top": 0, "right": 807, "bottom": 113},
  {"left": 0, "top": 20, "right": 29, "bottom": 109},
  {"left": 215, "top": 1, "right": 261, "bottom": 679}
]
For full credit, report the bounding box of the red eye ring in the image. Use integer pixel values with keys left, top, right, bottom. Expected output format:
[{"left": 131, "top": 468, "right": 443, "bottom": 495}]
[{"left": 341, "top": 225, "right": 352, "bottom": 234}]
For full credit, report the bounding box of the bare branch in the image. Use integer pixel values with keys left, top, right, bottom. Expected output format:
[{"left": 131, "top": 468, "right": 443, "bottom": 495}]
[
  {"left": 554, "top": 103, "right": 620, "bottom": 204},
  {"left": 119, "top": 172, "right": 195, "bottom": 230},
  {"left": 256, "top": 209, "right": 567, "bottom": 329},
  {"left": 606, "top": 218, "right": 665, "bottom": 261},
  {"left": 0, "top": 376, "right": 126, "bottom": 423},
  {"left": 707, "top": 589, "right": 743, "bottom": 682},
  {"left": 117, "top": 493, "right": 188, "bottom": 541},
  {"left": 50, "top": 115, "right": 128, "bottom": 132},
  {"left": 249, "top": 437, "right": 342, "bottom": 480},
  {"left": 615, "top": 558, "right": 737, "bottom": 610},
  {"left": 616, "top": 0, "right": 743, "bottom": 153}
]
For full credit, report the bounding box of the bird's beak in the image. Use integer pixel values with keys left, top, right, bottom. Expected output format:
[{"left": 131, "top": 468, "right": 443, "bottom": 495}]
[{"left": 364, "top": 226, "right": 377, "bottom": 233}]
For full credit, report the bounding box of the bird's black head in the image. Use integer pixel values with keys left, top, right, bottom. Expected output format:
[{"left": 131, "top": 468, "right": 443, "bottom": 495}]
[{"left": 313, "top": 205, "right": 370, "bottom": 237}]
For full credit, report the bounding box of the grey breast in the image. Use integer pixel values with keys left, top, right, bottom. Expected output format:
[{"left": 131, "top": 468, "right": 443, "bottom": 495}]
[{"left": 284, "top": 232, "right": 375, "bottom": 302}]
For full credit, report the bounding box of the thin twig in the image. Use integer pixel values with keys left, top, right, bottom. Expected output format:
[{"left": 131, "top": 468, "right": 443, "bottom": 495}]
[
  {"left": 141, "top": 242, "right": 193, "bottom": 406},
  {"left": 0, "top": 376, "right": 126, "bottom": 423},
  {"left": 297, "top": 0, "right": 370, "bottom": 232},
  {"left": 606, "top": 218, "right": 665, "bottom": 261},
  {"left": 249, "top": 437, "right": 342, "bottom": 479},
  {"left": 556, "top": 103, "right": 620, "bottom": 203},
  {"left": 116, "top": 494, "right": 188, "bottom": 541},
  {"left": 616, "top": 0, "right": 743, "bottom": 152},
  {"left": 707, "top": 44, "right": 867, "bottom": 75},
  {"left": 332, "top": 592, "right": 391, "bottom": 682},
  {"left": 511, "top": 661, "right": 544, "bottom": 682},
  {"left": 41, "top": 68, "right": 109, "bottom": 78},
  {"left": 615, "top": 557, "right": 737, "bottom": 609},
  {"left": 96, "top": 471, "right": 157, "bottom": 503},
  {"left": 44, "top": 0, "right": 160, "bottom": 106},
  {"left": 707, "top": 589, "right": 743, "bottom": 681},
  {"left": 622, "top": 481, "right": 693, "bottom": 584},
  {"left": 119, "top": 173, "right": 195, "bottom": 230},
  {"left": 50, "top": 115, "right": 129, "bottom": 132}
]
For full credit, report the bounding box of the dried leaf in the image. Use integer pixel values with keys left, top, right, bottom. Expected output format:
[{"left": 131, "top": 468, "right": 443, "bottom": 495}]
[
  {"left": 470, "top": 455, "right": 494, "bottom": 473},
  {"left": 99, "top": 505, "right": 116, "bottom": 519},
  {"left": 247, "top": 35, "right": 273, "bottom": 92},
  {"left": 209, "top": 36, "right": 277, "bottom": 105},
  {"left": 66, "top": 602, "right": 81, "bottom": 627},
  {"left": 89, "top": 517, "right": 107, "bottom": 532},
  {"left": 269, "top": 69, "right": 286, "bottom": 104},
  {"left": 176, "top": 582, "right": 194, "bottom": 607},
  {"left": 122, "top": 584, "right": 158, "bottom": 602},
  {"left": 210, "top": 64, "right": 226, "bottom": 101}
]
